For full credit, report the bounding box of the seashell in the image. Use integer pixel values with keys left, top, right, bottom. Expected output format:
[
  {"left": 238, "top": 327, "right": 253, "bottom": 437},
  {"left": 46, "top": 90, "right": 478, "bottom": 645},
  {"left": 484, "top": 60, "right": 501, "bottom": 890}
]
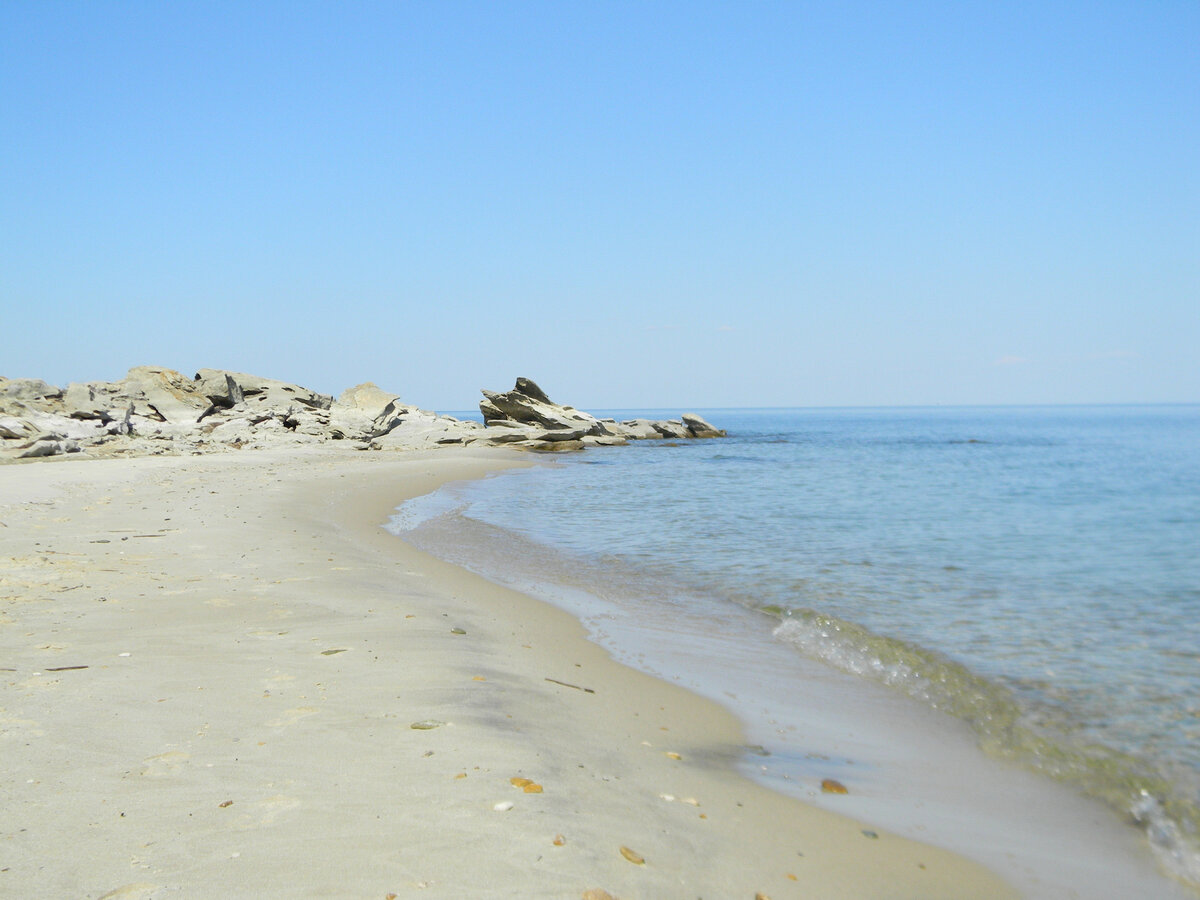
[
  {"left": 581, "top": 891, "right": 615, "bottom": 900},
  {"left": 410, "top": 720, "right": 445, "bottom": 730},
  {"left": 665, "top": 751, "right": 682, "bottom": 760},
  {"left": 681, "top": 797, "right": 699, "bottom": 806},
  {"left": 658, "top": 793, "right": 675, "bottom": 802},
  {"left": 218, "top": 800, "right": 233, "bottom": 808},
  {"left": 619, "top": 845, "right": 645, "bottom": 865},
  {"left": 450, "top": 627, "right": 466, "bottom": 634},
  {"left": 820, "top": 778, "right": 848, "bottom": 794},
  {"left": 493, "top": 801, "right": 514, "bottom": 812},
  {"left": 510, "top": 777, "right": 532, "bottom": 788},
  {"left": 552, "top": 833, "right": 566, "bottom": 846},
  {"left": 522, "top": 783, "right": 543, "bottom": 793}
]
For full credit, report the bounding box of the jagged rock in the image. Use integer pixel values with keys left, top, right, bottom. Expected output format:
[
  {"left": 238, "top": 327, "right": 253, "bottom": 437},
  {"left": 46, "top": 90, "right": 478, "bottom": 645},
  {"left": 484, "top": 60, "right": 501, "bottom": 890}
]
[
  {"left": 480, "top": 378, "right": 607, "bottom": 436},
  {"left": 124, "top": 366, "right": 211, "bottom": 424},
  {"left": 0, "top": 416, "right": 40, "bottom": 441},
  {"left": 0, "top": 378, "right": 61, "bottom": 401},
  {"left": 512, "top": 376, "right": 552, "bottom": 404},
  {"left": 335, "top": 383, "right": 401, "bottom": 420},
  {"left": 17, "top": 437, "right": 79, "bottom": 458},
  {"left": 1, "top": 368, "right": 724, "bottom": 462},
  {"left": 616, "top": 419, "right": 665, "bottom": 440},
  {"left": 651, "top": 420, "right": 691, "bottom": 439},
  {"left": 368, "top": 405, "right": 482, "bottom": 450},
  {"left": 63, "top": 382, "right": 116, "bottom": 422},
  {"left": 193, "top": 369, "right": 333, "bottom": 412},
  {"left": 682, "top": 413, "right": 726, "bottom": 438}
]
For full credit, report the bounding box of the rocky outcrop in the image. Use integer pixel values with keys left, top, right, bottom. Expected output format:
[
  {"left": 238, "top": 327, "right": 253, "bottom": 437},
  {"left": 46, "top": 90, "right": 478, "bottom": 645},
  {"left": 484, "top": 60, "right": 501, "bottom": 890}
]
[
  {"left": 477, "top": 378, "right": 724, "bottom": 450},
  {"left": 0, "top": 369, "right": 724, "bottom": 462}
]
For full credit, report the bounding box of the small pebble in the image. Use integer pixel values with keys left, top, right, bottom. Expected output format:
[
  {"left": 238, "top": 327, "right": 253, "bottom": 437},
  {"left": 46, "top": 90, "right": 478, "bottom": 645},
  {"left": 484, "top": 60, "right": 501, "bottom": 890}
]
[
  {"left": 493, "top": 801, "right": 514, "bottom": 812},
  {"left": 862, "top": 830, "right": 879, "bottom": 839},
  {"left": 821, "top": 778, "right": 848, "bottom": 794},
  {"left": 552, "top": 834, "right": 566, "bottom": 846},
  {"left": 450, "top": 627, "right": 466, "bottom": 635},
  {"left": 665, "top": 751, "right": 682, "bottom": 760},
  {"left": 410, "top": 720, "right": 445, "bottom": 730}
]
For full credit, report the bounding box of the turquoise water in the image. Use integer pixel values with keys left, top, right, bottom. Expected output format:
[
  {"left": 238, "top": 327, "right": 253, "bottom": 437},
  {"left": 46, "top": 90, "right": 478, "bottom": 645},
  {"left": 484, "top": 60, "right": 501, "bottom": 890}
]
[{"left": 403, "top": 405, "right": 1200, "bottom": 885}]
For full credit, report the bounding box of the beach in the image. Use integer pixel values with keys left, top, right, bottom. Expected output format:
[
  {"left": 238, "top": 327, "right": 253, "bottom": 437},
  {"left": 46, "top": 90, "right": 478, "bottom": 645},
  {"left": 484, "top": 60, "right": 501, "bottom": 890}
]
[{"left": 0, "top": 447, "right": 1015, "bottom": 899}]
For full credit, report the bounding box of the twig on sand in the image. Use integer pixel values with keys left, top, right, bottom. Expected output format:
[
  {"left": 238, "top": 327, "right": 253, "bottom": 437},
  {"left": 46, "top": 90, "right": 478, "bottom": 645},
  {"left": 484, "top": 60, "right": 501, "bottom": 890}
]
[{"left": 545, "top": 677, "right": 594, "bottom": 694}]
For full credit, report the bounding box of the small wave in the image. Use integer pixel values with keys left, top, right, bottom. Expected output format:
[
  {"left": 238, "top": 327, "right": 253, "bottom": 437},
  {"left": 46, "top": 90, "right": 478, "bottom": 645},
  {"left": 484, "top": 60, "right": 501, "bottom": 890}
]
[
  {"left": 386, "top": 490, "right": 468, "bottom": 534},
  {"left": 772, "top": 609, "right": 1200, "bottom": 889}
]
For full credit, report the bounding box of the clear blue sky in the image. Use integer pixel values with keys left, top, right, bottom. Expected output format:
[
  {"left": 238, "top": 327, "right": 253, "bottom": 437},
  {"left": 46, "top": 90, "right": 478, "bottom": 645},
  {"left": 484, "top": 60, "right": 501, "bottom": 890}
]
[{"left": 2, "top": 1, "right": 1196, "bottom": 409}]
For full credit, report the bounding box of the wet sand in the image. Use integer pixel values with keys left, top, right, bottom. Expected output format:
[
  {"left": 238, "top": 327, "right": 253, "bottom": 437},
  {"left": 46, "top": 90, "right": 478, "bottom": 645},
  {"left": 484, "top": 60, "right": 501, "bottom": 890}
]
[{"left": 0, "top": 447, "right": 1015, "bottom": 899}]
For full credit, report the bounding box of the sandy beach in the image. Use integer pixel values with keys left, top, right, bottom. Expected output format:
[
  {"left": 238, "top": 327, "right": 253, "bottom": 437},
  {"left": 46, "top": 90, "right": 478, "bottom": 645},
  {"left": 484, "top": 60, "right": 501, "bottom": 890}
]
[{"left": 0, "top": 447, "right": 1018, "bottom": 899}]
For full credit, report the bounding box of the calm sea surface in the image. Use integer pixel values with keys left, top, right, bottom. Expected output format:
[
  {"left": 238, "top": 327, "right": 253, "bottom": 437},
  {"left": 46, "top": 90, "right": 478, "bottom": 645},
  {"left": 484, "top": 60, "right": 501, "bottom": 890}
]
[{"left": 395, "top": 405, "right": 1200, "bottom": 885}]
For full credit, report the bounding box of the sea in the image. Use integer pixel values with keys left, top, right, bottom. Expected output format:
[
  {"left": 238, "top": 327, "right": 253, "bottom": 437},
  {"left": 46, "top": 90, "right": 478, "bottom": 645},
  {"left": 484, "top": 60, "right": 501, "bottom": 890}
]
[{"left": 388, "top": 405, "right": 1200, "bottom": 895}]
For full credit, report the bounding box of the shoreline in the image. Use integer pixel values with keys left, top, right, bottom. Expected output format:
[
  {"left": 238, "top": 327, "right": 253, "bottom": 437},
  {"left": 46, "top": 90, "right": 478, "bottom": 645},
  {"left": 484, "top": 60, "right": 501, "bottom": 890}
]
[
  {"left": 389, "top": 461, "right": 1199, "bottom": 900},
  {"left": 0, "top": 447, "right": 1013, "bottom": 899}
]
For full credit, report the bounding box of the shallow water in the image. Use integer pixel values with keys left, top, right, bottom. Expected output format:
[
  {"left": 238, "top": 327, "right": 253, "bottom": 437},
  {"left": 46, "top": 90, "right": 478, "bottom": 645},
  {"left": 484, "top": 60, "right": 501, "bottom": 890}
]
[{"left": 395, "top": 405, "right": 1200, "bottom": 892}]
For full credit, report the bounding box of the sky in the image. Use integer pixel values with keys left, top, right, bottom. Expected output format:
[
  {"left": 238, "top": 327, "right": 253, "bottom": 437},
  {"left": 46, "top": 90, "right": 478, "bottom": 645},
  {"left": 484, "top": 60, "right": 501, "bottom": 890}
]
[{"left": 1, "top": 1, "right": 1197, "bottom": 410}]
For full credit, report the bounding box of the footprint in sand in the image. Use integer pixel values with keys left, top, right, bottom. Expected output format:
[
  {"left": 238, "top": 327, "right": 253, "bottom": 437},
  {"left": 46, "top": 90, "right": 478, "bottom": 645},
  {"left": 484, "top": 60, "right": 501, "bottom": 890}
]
[
  {"left": 267, "top": 706, "right": 319, "bottom": 728},
  {"left": 232, "top": 794, "right": 302, "bottom": 830},
  {"left": 140, "top": 751, "right": 190, "bottom": 778}
]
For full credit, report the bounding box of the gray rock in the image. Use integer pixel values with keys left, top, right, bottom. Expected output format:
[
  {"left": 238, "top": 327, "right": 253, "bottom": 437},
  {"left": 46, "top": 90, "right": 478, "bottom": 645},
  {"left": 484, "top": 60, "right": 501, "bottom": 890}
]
[
  {"left": 581, "top": 434, "right": 629, "bottom": 447},
  {"left": 63, "top": 382, "right": 115, "bottom": 421},
  {"left": 617, "top": 419, "right": 666, "bottom": 440},
  {"left": 0, "top": 416, "right": 39, "bottom": 441},
  {"left": 17, "top": 438, "right": 66, "bottom": 459},
  {"left": 529, "top": 426, "right": 589, "bottom": 443},
  {"left": 124, "top": 366, "right": 211, "bottom": 424},
  {"left": 481, "top": 425, "right": 536, "bottom": 444},
  {"left": 193, "top": 369, "right": 333, "bottom": 412},
  {"left": 335, "top": 382, "right": 402, "bottom": 420},
  {"left": 651, "top": 420, "right": 690, "bottom": 439},
  {"left": 480, "top": 378, "right": 606, "bottom": 436},
  {"left": 682, "top": 413, "right": 726, "bottom": 438},
  {"left": 0, "top": 378, "right": 61, "bottom": 401}
]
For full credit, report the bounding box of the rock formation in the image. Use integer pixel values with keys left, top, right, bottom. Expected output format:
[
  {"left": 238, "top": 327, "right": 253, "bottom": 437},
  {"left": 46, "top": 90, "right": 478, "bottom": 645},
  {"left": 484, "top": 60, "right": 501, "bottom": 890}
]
[{"left": 0, "top": 368, "right": 725, "bottom": 462}]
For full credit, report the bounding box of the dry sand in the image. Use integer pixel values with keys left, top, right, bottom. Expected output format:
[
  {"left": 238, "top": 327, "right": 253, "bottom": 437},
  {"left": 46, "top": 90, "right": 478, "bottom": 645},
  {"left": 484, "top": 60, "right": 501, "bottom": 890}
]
[{"left": 0, "top": 447, "right": 1017, "bottom": 899}]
